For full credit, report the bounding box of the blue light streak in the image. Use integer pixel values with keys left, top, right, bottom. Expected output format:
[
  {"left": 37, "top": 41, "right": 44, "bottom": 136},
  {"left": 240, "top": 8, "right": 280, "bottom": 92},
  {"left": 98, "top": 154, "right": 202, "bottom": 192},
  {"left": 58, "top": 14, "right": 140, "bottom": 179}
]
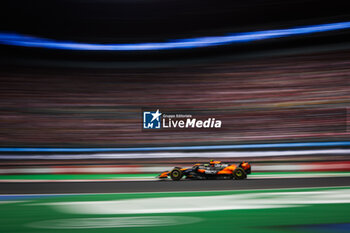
[
  {"left": 1, "top": 21, "right": 350, "bottom": 51},
  {"left": 0, "top": 141, "right": 349, "bottom": 152}
]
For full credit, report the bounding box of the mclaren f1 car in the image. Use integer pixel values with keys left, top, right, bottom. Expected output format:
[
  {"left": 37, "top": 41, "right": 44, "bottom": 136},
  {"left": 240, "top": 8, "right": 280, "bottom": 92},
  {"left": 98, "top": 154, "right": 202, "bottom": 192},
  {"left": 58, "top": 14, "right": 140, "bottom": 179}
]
[{"left": 158, "top": 160, "right": 251, "bottom": 181}]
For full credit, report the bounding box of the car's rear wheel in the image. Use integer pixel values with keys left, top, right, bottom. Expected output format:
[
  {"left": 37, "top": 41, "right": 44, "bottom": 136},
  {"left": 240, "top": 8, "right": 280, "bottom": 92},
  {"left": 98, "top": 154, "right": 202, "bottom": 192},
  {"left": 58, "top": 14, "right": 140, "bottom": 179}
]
[
  {"left": 233, "top": 167, "right": 247, "bottom": 180},
  {"left": 170, "top": 168, "right": 183, "bottom": 181}
]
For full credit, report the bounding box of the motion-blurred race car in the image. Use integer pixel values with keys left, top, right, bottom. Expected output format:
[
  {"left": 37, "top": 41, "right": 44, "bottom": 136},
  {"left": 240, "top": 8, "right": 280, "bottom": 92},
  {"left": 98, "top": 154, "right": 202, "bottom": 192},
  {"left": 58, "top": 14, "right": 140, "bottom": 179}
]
[{"left": 158, "top": 160, "right": 251, "bottom": 181}]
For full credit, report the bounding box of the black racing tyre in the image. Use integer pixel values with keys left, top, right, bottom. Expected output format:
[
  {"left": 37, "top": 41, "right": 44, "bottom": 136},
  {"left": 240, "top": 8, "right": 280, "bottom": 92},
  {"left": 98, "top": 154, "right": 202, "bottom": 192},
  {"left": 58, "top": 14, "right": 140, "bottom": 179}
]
[
  {"left": 233, "top": 167, "right": 247, "bottom": 180},
  {"left": 170, "top": 168, "right": 183, "bottom": 181}
]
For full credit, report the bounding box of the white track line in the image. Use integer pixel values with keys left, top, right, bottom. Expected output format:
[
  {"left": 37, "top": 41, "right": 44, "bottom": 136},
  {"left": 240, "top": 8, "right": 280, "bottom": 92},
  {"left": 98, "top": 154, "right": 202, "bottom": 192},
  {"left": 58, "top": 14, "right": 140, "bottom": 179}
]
[
  {"left": 1, "top": 173, "right": 350, "bottom": 183},
  {"left": 1, "top": 186, "right": 350, "bottom": 197}
]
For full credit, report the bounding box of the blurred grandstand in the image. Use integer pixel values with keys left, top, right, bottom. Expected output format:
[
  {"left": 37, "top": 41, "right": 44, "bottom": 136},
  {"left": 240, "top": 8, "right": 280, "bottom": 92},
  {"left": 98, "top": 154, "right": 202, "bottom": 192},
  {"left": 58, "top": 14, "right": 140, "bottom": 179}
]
[
  {"left": 0, "top": 51, "right": 349, "bottom": 147},
  {"left": 1, "top": 50, "right": 350, "bottom": 174},
  {"left": 0, "top": 0, "right": 350, "bottom": 174}
]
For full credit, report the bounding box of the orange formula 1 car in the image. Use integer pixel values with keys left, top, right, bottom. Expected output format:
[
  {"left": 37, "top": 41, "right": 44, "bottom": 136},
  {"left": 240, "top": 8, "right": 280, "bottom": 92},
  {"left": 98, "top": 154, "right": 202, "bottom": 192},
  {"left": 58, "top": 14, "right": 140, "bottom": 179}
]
[{"left": 158, "top": 160, "right": 251, "bottom": 181}]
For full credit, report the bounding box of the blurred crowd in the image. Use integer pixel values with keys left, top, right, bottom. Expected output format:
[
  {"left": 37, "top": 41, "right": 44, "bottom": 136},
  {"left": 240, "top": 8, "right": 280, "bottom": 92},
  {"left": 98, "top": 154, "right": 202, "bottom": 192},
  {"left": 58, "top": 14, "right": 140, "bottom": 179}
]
[{"left": 0, "top": 50, "right": 349, "bottom": 147}]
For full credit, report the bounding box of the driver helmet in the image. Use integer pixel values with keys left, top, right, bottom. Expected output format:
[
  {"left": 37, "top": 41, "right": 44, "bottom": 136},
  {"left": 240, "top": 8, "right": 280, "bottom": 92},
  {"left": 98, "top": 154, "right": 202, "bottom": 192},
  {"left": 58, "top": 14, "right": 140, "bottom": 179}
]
[{"left": 210, "top": 160, "right": 221, "bottom": 166}]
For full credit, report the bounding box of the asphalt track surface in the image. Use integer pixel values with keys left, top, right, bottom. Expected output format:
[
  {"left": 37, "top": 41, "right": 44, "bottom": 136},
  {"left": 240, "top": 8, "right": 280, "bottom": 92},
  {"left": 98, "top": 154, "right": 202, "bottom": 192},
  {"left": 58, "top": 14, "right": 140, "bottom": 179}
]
[{"left": 1, "top": 177, "right": 350, "bottom": 194}]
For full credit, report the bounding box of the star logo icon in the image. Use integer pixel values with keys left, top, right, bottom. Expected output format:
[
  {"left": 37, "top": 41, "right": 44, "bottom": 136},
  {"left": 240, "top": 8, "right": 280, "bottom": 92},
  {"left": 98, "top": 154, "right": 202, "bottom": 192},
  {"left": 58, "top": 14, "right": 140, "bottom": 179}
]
[{"left": 150, "top": 109, "right": 162, "bottom": 122}]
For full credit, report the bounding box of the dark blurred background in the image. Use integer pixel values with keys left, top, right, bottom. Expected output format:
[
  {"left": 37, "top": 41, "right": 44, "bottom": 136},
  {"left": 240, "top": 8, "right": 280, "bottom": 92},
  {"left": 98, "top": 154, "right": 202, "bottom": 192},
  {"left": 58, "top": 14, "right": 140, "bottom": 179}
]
[{"left": 2, "top": 3, "right": 350, "bottom": 233}]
